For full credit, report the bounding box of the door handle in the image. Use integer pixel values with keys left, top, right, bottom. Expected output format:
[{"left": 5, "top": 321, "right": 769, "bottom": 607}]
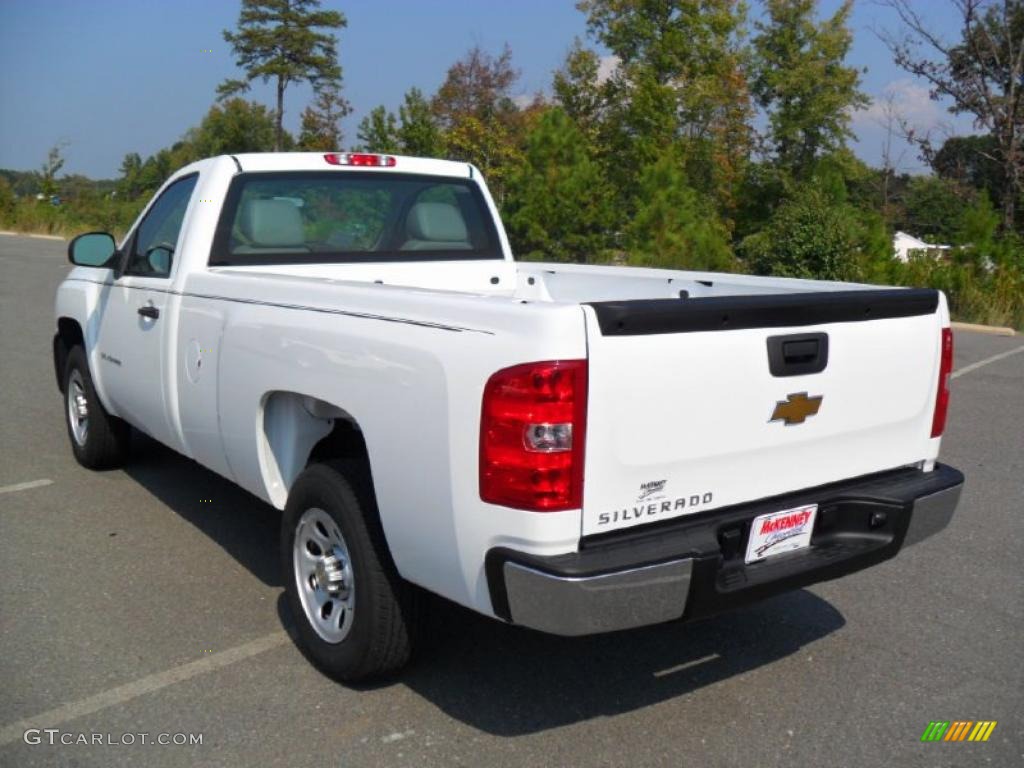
[
  {"left": 137, "top": 304, "right": 160, "bottom": 320},
  {"left": 767, "top": 332, "right": 828, "bottom": 377}
]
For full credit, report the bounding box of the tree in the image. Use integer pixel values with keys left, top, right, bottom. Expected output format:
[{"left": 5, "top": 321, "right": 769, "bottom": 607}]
[
  {"left": 504, "top": 108, "right": 615, "bottom": 262},
  {"left": 751, "top": 0, "right": 868, "bottom": 181},
  {"left": 356, "top": 106, "right": 399, "bottom": 152},
  {"left": 398, "top": 88, "right": 443, "bottom": 157},
  {"left": 190, "top": 98, "right": 283, "bottom": 157},
  {"left": 739, "top": 184, "right": 864, "bottom": 280},
  {"left": 900, "top": 176, "right": 972, "bottom": 242},
  {"left": 117, "top": 153, "right": 144, "bottom": 199},
  {"left": 626, "top": 148, "right": 735, "bottom": 271},
  {"left": 552, "top": 42, "right": 607, "bottom": 147},
  {"left": 432, "top": 46, "right": 524, "bottom": 190},
  {"left": 881, "top": 0, "right": 1024, "bottom": 229},
  {"left": 219, "top": 0, "right": 347, "bottom": 151},
  {"left": 40, "top": 143, "right": 67, "bottom": 198},
  {"left": 0, "top": 176, "right": 15, "bottom": 220},
  {"left": 932, "top": 133, "right": 1008, "bottom": 211},
  {"left": 298, "top": 81, "right": 352, "bottom": 151},
  {"left": 577, "top": 0, "right": 753, "bottom": 215}
]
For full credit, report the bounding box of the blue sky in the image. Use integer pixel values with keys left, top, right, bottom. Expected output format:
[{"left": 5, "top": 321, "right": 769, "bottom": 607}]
[{"left": 0, "top": 0, "right": 973, "bottom": 179}]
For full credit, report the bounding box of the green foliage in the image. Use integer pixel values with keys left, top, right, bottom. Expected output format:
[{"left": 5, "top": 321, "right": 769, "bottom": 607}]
[
  {"left": 751, "top": 0, "right": 867, "bottom": 181},
  {"left": 298, "top": 82, "right": 352, "bottom": 151},
  {"left": 900, "top": 176, "right": 971, "bottom": 243},
  {"left": 576, "top": 0, "right": 753, "bottom": 220},
  {"left": 356, "top": 106, "right": 400, "bottom": 153},
  {"left": 0, "top": 176, "right": 15, "bottom": 219},
  {"left": 626, "top": 148, "right": 734, "bottom": 271},
  {"left": 189, "top": 98, "right": 282, "bottom": 158},
  {"left": 220, "top": 0, "right": 347, "bottom": 150},
  {"left": 398, "top": 88, "right": 443, "bottom": 157},
  {"left": 552, "top": 42, "right": 605, "bottom": 146},
  {"left": 503, "top": 108, "right": 615, "bottom": 263},
  {"left": 739, "top": 183, "right": 865, "bottom": 281},
  {"left": 40, "top": 144, "right": 66, "bottom": 198}
]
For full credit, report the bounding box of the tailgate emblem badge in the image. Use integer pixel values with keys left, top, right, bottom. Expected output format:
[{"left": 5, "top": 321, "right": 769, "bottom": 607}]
[{"left": 770, "top": 392, "right": 823, "bottom": 426}]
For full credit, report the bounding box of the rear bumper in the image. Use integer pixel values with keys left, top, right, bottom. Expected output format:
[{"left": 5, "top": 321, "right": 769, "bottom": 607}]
[{"left": 486, "top": 464, "right": 963, "bottom": 636}]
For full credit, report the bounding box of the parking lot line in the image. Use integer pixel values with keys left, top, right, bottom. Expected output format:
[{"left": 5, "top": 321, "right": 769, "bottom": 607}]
[
  {"left": 0, "top": 631, "right": 289, "bottom": 746},
  {"left": 0, "top": 479, "right": 53, "bottom": 496},
  {"left": 952, "top": 344, "right": 1024, "bottom": 379}
]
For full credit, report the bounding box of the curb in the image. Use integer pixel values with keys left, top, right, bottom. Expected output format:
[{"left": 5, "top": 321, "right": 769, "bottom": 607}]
[
  {"left": 952, "top": 321, "right": 1016, "bottom": 337},
  {"left": 0, "top": 231, "right": 66, "bottom": 241}
]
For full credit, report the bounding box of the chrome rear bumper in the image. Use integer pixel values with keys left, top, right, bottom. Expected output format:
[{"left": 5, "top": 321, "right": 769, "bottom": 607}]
[
  {"left": 502, "top": 559, "right": 693, "bottom": 636},
  {"left": 488, "top": 464, "right": 964, "bottom": 636}
]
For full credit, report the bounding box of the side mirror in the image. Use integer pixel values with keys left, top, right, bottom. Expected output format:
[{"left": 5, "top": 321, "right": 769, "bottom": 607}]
[
  {"left": 145, "top": 245, "right": 173, "bottom": 275},
  {"left": 68, "top": 232, "right": 117, "bottom": 267}
]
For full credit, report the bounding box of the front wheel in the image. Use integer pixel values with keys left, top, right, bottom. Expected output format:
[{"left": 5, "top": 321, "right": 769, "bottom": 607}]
[
  {"left": 63, "top": 346, "right": 130, "bottom": 469},
  {"left": 281, "top": 461, "right": 418, "bottom": 681}
]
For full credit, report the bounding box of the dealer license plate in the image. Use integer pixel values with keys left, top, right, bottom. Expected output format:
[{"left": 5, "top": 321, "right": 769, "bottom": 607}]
[{"left": 745, "top": 504, "right": 818, "bottom": 564}]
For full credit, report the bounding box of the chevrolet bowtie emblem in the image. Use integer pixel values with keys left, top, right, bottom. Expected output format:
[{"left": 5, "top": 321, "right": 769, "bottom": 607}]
[{"left": 770, "top": 392, "right": 823, "bottom": 426}]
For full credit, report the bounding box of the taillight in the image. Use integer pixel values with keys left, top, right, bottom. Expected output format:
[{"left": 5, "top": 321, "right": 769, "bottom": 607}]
[
  {"left": 480, "top": 360, "right": 587, "bottom": 511},
  {"left": 323, "top": 152, "right": 396, "bottom": 167},
  {"left": 930, "top": 327, "right": 953, "bottom": 437}
]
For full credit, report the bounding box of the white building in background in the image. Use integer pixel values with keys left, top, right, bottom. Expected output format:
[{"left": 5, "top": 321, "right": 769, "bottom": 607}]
[{"left": 892, "top": 230, "right": 951, "bottom": 263}]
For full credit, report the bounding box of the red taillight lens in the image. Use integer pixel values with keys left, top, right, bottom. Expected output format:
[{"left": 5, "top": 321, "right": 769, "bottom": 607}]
[
  {"left": 930, "top": 327, "right": 953, "bottom": 437},
  {"left": 323, "top": 152, "right": 396, "bottom": 167},
  {"left": 480, "top": 360, "right": 587, "bottom": 511}
]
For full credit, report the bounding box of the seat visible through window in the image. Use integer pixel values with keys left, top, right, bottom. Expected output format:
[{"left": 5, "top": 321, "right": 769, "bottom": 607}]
[
  {"left": 234, "top": 199, "right": 308, "bottom": 253},
  {"left": 401, "top": 202, "right": 471, "bottom": 251}
]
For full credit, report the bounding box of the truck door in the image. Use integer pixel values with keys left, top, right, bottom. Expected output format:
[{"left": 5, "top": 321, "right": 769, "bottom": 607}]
[{"left": 94, "top": 173, "right": 198, "bottom": 451}]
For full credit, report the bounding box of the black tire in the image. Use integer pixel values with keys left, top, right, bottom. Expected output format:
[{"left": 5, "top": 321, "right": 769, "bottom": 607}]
[
  {"left": 281, "top": 460, "right": 418, "bottom": 681},
  {"left": 63, "top": 346, "right": 131, "bottom": 469}
]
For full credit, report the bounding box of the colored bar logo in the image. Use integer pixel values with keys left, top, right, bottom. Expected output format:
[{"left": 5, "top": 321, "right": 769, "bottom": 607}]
[{"left": 921, "top": 721, "right": 997, "bottom": 742}]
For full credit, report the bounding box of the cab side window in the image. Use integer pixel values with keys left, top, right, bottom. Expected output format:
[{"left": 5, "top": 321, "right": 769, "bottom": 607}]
[{"left": 124, "top": 174, "right": 198, "bottom": 277}]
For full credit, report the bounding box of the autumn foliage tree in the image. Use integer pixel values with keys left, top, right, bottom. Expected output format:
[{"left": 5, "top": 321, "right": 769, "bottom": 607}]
[{"left": 431, "top": 46, "right": 525, "bottom": 195}]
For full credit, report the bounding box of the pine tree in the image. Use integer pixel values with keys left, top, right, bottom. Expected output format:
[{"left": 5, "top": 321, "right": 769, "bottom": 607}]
[
  {"left": 504, "top": 108, "right": 615, "bottom": 263},
  {"left": 627, "top": 148, "right": 734, "bottom": 272},
  {"left": 356, "top": 106, "right": 400, "bottom": 153},
  {"left": 219, "top": 0, "right": 347, "bottom": 151},
  {"left": 298, "top": 82, "right": 352, "bottom": 151},
  {"left": 398, "top": 88, "right": 443, "bottom": 157}
]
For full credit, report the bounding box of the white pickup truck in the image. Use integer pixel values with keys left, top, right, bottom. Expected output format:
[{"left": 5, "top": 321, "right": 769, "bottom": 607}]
[{"left": 55, "top": 152, "right": 963, "bottom": 680}]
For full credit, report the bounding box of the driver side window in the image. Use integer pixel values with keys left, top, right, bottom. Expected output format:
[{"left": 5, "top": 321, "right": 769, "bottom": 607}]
[{"left": 125, "top": 174, "right": 198, "bottom": 277}]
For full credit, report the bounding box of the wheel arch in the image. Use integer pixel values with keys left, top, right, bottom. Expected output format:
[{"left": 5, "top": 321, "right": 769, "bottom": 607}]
[
  {"left": 54, "top": 316, "right": 85, "bottom": 392},
  {"left": 257, "top": 391, "right": 372, "bottom": 510}
]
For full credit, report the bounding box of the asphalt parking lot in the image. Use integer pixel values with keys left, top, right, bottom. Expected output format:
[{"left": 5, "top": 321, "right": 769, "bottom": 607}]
[{"left": 1, "top": 232, "right": 1021, "bottom": 767}]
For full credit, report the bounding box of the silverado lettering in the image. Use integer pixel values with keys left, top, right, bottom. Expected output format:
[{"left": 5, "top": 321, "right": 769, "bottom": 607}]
[{"left": 597, "top": 492, "right": 714, "bottom": 526}]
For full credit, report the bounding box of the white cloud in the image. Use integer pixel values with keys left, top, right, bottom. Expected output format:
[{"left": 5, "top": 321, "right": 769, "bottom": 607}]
[{"left": 856, "top": 78, "right": 946, "bottom": 131}]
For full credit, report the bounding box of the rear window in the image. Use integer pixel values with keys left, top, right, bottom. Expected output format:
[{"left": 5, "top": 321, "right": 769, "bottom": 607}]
[{"left": 210, "top": 172, "right": 501, "bottom": 265}]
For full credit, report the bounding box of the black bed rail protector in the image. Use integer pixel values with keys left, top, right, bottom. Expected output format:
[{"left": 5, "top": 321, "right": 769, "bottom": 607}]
[{"left": 587, "top": 288, "right": 939, "bottom": 335}]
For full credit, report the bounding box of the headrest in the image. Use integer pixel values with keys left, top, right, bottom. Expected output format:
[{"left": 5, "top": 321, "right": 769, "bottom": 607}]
[
  {"left": 238, "top": 199, "right": 304, "bottom": 247},
  {"left": 406, "top": 202, "right": 468, "bottom": 242}
]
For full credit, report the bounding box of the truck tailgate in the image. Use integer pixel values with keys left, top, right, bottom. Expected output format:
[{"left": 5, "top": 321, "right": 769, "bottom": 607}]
[{"left": 580, "top": 289, "right": 945, "bottom": 536}]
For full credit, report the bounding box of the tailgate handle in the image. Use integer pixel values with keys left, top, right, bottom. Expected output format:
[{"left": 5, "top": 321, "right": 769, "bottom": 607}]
[{"left": 767, "top": 332, "right": 828, "bottom": 377}]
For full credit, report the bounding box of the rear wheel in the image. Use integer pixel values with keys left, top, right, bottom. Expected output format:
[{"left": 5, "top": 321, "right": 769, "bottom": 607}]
[
  {"left": 281, "top": 461, "right": 418, "bottom": 681},
  {"left": 63, "top": 346, "right": 130, "bottom": 469}
]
